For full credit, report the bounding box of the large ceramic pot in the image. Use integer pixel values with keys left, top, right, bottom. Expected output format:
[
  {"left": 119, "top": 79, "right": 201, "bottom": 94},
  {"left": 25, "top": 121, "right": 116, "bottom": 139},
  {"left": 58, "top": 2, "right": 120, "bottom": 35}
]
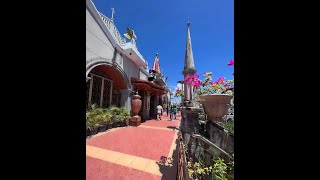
[
  {"left": 131, "top": 92, "right": 142, "bottom": 116},
  {"left": 200, "top": 94, "right": 233, "bottom": 122}
]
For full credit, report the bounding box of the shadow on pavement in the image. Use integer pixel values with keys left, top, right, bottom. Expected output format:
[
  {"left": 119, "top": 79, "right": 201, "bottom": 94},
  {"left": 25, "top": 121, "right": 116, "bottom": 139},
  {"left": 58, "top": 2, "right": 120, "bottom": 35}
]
[
  {"left": 156, "top": 138, "right": 178, "bottom": 180},
  {"left": 167, "top": 126, "right": 180, "bottom": 131}
]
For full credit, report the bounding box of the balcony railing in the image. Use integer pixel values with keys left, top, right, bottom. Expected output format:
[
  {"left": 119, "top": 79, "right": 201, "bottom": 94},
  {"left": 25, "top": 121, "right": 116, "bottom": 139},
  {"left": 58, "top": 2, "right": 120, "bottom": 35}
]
[
  {"left": 98, "top": 12, "right": 126, "bottom": 46},
  {"left": 153, "top": 72, "right": 167, "bottom": 84}
]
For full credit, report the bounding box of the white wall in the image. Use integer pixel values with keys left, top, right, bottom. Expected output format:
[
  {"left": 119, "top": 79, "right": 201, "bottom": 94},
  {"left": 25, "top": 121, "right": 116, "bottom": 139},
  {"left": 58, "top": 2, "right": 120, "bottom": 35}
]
[
  {"left": 123, "top": 55, "right": 139, "bottom": 80},
  {"left": 139, "top": 70, "right": 148, "bottom": 80},
  {"left": 86, "top": 0, "right": 147, "bottom": 87},
  {"left": 86, "top": 9, "right": 114, "bottom": 63}
]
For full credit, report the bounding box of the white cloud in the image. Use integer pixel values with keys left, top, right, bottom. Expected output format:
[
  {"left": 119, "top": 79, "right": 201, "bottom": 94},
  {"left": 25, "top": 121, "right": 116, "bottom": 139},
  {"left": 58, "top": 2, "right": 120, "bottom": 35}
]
[{"left": 177, "top": 83, "right": 182, "bottom": 90}]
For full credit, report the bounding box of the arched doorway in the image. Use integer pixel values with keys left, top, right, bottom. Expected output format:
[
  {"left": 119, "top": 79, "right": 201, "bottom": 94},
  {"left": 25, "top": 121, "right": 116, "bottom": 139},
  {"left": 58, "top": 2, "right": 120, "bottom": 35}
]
[{"left": 86, "top": 62, "right": 129, "bottom": 109}]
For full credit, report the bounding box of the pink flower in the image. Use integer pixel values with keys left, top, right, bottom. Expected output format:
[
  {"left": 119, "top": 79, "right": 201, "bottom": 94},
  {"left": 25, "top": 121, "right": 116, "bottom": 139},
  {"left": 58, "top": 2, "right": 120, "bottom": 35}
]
[
  {"left": 224, "top": 84, "right": 232, "bottom": 89},
  {"left": 209, "top": 82, "right": 216, "bottom": 86},
  {"left": 193, "top": 80, "right": 202, "bottom": 88},
  {"left": 228, "top": 59, "right": 234, "bottom": 66},
  {"left": 203, "top": 72, "right": 213, "bottom": 76},
  {"left": 216, "top": 77, "right": 225, "bottom": 84}
]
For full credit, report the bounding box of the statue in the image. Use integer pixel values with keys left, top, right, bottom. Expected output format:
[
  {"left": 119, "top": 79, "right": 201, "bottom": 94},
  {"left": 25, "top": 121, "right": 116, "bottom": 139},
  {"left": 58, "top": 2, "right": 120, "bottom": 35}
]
[
  {"left": 111, "top": 8, "right": 115, "bottom": 21},
  {"left": 124, "top": 27, "right": 137, "bottom": 42}
]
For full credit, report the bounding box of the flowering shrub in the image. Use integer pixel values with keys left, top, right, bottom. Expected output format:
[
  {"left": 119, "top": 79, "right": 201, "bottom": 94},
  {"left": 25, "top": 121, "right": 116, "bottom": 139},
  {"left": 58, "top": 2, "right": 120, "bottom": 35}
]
[
  {"left": 227, "top": 59, "right": 234, "bottom": 66},
  {"left": 184, "top": 74, "right": 202, "bottom": 88},
  {"left": 174, "top": 89, "right": 184, "bottom": 97},
  {"left": 184, "top": 73, "right": 234, "bottom": 96},
  {"left": 184, "top": 59, "right": 234, "bottom": 96}
]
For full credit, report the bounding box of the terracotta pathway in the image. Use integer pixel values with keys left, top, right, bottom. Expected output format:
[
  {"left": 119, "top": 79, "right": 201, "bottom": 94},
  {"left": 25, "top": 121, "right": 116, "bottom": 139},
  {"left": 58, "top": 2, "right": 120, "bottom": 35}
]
[{"left": 86, "top": 113, "right": 181, "bottom": 180}]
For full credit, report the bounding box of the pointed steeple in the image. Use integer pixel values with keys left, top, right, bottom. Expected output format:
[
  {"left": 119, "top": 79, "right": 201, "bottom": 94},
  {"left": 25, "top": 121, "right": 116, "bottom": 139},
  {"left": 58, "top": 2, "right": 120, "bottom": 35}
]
[
  {"left": 182, "top": 19, "right": 197, "bottom": 103},
  {"left": 182, "top": 19, "right": 196, "bottom": 76},
  {"left": 152, "top": 53, "right": 161, "bottom": 73}
]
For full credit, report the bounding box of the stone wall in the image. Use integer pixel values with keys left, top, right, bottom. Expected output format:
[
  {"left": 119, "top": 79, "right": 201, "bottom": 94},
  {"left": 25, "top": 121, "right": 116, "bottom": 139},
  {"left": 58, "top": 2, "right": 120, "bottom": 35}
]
[{"left": 207, "top": 121, "right": 234, "bottom": 155}]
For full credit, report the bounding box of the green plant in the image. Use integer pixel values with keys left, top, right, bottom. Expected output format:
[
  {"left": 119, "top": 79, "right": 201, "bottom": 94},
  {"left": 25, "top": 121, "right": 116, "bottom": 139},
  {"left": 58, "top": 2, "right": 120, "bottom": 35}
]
[
  {"left": 213, "top": 158, "right": 228, "bottom": 180},
  {"left": 198, "top": 111, "right": 206, "bottom": 121},
  {"left": 86, "top": 119, "right": 92, "bottom": 130},
  {"left": 101, "top": 111, "right": 112, "bottom": 125},
  {"left": 187, "top": 157, "right": 234, "bottom": 180},
  {"left": 109, "top": 106, "right": 122, "bottom": 123},
  {"left": 215, "top": 120, "right": 234, "bottom": 134},
  {"left": 174, "top": 89, "right": 184, "bottom": 97},
  {"left": 86, "top": 104, "right": 112, "bottom": 126},
  {"left": 120, "top": 107, "right": 130, "bottom": 122},
  {"left": 188, "top": 160, "right": 213, "bottom": 180}
]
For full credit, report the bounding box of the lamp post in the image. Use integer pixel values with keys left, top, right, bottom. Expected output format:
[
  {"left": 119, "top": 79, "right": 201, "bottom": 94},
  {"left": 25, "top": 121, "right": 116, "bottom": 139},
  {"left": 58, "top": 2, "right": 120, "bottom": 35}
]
[{"left": 177, "top": 80, "right": 184, "bottom": 105}]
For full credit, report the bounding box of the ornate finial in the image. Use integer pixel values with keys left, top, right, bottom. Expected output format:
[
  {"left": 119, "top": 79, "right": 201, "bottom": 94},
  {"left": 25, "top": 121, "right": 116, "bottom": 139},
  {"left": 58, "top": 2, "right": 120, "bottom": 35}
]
[
  {"left": 111, "top": 8, "right": 115, "bottom": 21},
  {"left": 187, "top": 17, "right": 190, "bottom": 26},
  {"left": 156, "top": 52, "right": 158, "bottom": 56}
]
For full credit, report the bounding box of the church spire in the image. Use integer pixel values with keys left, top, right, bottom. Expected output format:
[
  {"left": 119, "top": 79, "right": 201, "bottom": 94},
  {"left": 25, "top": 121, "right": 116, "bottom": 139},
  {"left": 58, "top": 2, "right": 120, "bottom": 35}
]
[
  {"left": 182, "top": 19, "right": 196, "bottom": 75},
  {"left": 182, "top": 19, "right": 197, "bottom": 103}
]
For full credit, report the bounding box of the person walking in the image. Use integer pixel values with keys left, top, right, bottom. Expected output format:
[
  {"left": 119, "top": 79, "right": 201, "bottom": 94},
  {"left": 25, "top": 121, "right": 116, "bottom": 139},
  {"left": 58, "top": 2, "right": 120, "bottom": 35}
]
[
  {"left": 156, "top": 104, "right": 163, "bottom": 120},
  {"left": 170, "top": 106, "right": 174, "bottom": 120},
  {"left": 173, "top": 105, "right": 177, "bottom": 120}
]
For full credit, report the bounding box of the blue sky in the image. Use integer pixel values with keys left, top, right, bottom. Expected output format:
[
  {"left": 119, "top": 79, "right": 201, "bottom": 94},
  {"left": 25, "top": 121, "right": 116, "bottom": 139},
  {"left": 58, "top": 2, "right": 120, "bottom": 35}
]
[{"left": 92, "top": 0, "right": 234, "bottom": 103}]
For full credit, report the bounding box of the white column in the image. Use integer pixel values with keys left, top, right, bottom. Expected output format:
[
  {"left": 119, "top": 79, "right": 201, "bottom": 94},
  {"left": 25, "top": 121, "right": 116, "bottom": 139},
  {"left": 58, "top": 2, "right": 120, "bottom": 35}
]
[
  {"left": 109, "top": 82, "right": 113, "bottom": 106},
  {"left": 100, "top": 79, "right": 105, "bottom": 107},
  {"left": 86, "top": 76, "right": 91, "bottom": 82},
  {"left": 120, "top": 89, "right": 132, "bottom": 113},
  {"left": 88, "top": 74, "right": 93, "bottom": 106}
]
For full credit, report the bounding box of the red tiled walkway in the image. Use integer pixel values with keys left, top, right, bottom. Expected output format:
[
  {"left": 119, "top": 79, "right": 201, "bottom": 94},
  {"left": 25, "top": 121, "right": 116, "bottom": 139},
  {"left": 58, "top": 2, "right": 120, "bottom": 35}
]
[
  {"left": 86, "top": 114, "right": 180, "bottom": 180},
  {"left": 87, "top": 156, "right": 161, "bottom": 180}
]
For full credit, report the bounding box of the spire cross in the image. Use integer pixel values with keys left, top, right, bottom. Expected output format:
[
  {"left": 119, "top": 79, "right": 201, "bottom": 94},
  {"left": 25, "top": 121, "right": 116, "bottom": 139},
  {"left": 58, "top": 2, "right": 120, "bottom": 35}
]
[{"left": 111, "top": 8, "right": 115, "bottom": 20}]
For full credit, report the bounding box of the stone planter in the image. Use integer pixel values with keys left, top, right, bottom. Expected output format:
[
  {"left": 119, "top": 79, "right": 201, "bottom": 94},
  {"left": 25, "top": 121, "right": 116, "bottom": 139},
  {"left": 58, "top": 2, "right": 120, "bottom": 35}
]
[
  {"left": 107, "top": 123, "right": 113, "bottom": 130},
  {"left": 91, "top": 125, "right": 99, "bottom": 135},
  {"left": 112, "top": 122, "right": 118, "bottom": 128},
  {"left": 120, "top": 121, "right": 126, "bottom": 127},
  {"left": 86, "top": 128, "right": 91, "bottom": 136},
  {"left": 98, "top": 124, "right": 107, "bottom": 132},
  {"left": 200, "top": 94, "right": 233, "bottom": 122}
]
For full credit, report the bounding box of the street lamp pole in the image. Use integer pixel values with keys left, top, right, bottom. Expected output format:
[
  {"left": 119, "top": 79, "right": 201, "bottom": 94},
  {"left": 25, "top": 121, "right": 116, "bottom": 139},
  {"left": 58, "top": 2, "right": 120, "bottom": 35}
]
[
  {"left": 177, "top": 80, "right": 185, "bottom": 106},
  {"left": 170, "top": 93, "right": 173, "bottom": 108}
]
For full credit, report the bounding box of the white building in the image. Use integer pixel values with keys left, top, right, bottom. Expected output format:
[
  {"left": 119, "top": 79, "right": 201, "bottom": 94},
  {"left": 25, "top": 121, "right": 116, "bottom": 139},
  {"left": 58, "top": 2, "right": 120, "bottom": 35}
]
[{"left": 86, "top": 0, "right": 169, "bottom": 120}]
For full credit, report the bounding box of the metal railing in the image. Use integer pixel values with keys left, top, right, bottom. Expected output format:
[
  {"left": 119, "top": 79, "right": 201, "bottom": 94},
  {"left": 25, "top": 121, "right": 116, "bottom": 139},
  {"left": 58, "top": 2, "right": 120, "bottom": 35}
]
[
  {"left": 177, "top": 132, "right": 234, "bottom": 180},
  {"left": 177, "top": 132, "right": 190, "bottom": 180},
  {"left": 190, "top": 133, "right": 233, "bottom": 159}
]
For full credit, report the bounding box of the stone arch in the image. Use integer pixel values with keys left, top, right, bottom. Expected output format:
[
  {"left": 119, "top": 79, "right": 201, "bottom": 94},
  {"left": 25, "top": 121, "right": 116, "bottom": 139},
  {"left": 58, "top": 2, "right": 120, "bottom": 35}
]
[{"left": 86, "top": 57, "right": 131, "bottom": 90}]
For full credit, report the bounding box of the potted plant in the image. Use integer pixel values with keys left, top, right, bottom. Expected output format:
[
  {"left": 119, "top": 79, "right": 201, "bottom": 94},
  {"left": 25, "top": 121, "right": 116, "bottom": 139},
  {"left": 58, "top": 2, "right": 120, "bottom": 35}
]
[
  {"left": 104, "top": 108, "right": 114, "bottom": 129},
  {"left": 86, "top": 111, "right": 91, "bottom": 136},
  {"left": 113, "top": 115, "right": 121, "bottom": 127},
  {"left": 103, "top": 110, "right": 112, "bottom": 131},
  {"left": 174, "top": 89, "right": 184, "bottom": 97},
  {"left": 90, "top": 117, "right": 100, "bottom": 135},
  {"left": 86, "top": 106, "right": 98, "bottom": 136},
  {"left": 86, "top": 104, "right": 103, "bottom": 135},
  {"left": 184, "top": 59, "right": 234, "bottom": 122},
  {"left": 109, "top": 106, "right": 122, "bottom": 128},
  {"left": 119, "top": 107, "right": 130, "bottom": 127},
  {"left": 95, "top": 114, "right": 105, "bottom": 132},
  {"left": 86, "top": 118, "right": 92, "bottom": 136}
]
